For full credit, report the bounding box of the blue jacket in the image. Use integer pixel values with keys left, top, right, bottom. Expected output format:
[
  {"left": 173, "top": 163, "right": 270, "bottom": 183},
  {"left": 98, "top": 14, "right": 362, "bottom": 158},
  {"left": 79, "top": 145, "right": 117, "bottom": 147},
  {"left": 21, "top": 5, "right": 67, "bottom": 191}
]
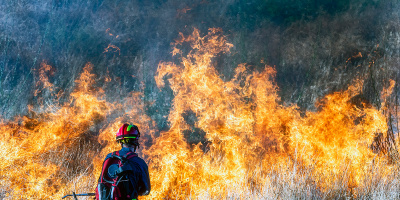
[{"left": 103, "top": 147, "right": 151, "bottom": 197}]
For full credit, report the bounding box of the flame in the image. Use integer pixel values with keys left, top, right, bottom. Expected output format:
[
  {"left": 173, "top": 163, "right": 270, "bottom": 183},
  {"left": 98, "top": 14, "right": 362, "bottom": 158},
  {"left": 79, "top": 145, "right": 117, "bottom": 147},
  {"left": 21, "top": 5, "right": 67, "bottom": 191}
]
[
  {"left": 0, "top": 60, "right": 154, "bottom": 199},
  {"left": 103, "top": 44, "right": 121, "bottom": 55},
  {"left": 34, "top": 62, "right": 54, "bottom": 97},
  {"left": 147, "top": 28, "right": 392, "bottom": 198},
  {"left": 0, "top": 63, "right": 112, "bottom": 199},
  {"left": 381, "top": 79, "right": 396, "bottom": 109},
  {"left": 0, "top": 28, "right": 397, "bottom": 199},
  {"left": 290, "top": 84, "right": 388, "bottom": 187},
  {"left": 176, "top": 6, "right": 192, "bottom": 18}
]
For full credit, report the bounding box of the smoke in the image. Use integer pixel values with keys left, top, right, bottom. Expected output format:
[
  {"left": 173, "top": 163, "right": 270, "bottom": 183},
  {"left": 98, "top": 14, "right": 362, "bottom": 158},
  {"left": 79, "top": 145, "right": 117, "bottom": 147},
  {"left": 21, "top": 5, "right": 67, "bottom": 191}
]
[
  {"left": 0, "top": 0, "right": 399, "bottom": 140},
  {"left": 0, "top": 1, "right": 398, "bottom": 119}
]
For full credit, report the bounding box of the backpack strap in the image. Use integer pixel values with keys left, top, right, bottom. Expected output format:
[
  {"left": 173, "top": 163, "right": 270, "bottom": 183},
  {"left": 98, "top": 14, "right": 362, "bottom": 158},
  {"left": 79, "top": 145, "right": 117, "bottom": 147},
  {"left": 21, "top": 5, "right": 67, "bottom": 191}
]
[
  {"left": 96, "top": 151, "right": 121, "bottom": 199},
  {"left": 124, "top": 151, "right": 138, "bottom": 160},
  {"left": 98, "top": 152, "right": 120, "bottom": 184},
  {"left": 111, "top": 151, "right": 138, "bottom": 199},
  {"left": 111, "top": 151, "right": 124, "bottom": 199},
  {"left": 121, "top": 152, "right": 138, "bottom": 199}
]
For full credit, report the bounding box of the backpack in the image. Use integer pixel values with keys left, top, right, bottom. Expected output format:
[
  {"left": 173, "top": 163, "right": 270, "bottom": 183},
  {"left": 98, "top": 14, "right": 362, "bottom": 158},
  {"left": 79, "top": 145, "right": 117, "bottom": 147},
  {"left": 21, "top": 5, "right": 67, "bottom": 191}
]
[{"left": 96, "top": 151, "right": 138, "bottom": 200}]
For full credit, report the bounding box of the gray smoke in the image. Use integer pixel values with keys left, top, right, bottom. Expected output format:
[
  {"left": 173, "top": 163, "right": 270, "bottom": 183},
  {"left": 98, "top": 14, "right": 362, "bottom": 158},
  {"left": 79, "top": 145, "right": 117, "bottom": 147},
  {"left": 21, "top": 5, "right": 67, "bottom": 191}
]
[{"left": 0, "top": 0, "right": 399, "bottom": 129}]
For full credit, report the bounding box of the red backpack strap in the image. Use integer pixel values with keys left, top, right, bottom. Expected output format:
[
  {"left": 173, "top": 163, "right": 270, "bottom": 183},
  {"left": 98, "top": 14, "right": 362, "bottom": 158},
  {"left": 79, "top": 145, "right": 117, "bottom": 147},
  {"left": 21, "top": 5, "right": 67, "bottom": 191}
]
[
  {"left": 124, "top": 151, "right": 138, "bottom": 160},
  {"left": 99, "top": 152, "right": 115, "bottom": 183},
  {"left": 96, "top": 151, "right": 120, "bottom": 199}
]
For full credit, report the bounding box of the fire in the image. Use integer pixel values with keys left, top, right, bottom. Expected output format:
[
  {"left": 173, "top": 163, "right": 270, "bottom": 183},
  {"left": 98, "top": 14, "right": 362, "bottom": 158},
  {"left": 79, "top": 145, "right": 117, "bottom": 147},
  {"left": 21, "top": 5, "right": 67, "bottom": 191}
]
[
  {"left": 290, "top": 83, "right": 388, "bottom": 186},
  {"left": 0, "top": 63, "right": 112, "bottom": 199},
  {"left": 34, "top": 62, "right": 54, "bottom": 96},
  {"left": 0, "top": 28, "right": 397, "bottom": 199},
  {"left": 103, "top": 44, "right": 121, "bottom": 55},
  {"left": 147, "top": 28, "right": 392, "bottom": 198}
]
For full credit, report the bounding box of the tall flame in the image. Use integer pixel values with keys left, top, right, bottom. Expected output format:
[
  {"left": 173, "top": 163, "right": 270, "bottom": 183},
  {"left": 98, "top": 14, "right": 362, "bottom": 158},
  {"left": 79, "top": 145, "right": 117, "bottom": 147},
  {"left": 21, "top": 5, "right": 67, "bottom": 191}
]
[
  {"left": 0, "top": 63, "right": 113, "bottom": 199},
  {"left": 0, "top": 63, "right": 154, "bottom": 199},
  {"left": 147, "top": 28, "right": 391, "bottom": 198},
  {"left": 0, "top": 28, "right": 396, "bottom": 199}
]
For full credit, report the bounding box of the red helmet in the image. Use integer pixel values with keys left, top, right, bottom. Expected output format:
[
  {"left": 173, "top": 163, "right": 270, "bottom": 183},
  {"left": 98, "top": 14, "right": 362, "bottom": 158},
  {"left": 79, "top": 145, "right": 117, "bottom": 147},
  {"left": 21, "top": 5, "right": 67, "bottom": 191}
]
[{"left": 116, "top": 124, "right": 140, "bottom": 142}]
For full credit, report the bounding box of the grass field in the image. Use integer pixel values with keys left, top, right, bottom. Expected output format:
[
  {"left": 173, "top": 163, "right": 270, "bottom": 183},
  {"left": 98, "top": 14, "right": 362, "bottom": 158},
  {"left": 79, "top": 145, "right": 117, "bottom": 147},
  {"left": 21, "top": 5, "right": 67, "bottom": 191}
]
[
  {"left": 1, "top": 28, "right": 400, "bottom": 200},
  {"left": 1, "top": 1, "right": 400, "bottom": 199}
]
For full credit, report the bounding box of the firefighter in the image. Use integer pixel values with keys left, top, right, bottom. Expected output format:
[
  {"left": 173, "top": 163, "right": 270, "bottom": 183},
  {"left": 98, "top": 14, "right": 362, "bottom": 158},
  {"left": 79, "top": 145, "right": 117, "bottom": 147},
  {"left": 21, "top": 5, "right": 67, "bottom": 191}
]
[{"left": 96, "top": 124, "right": 151, "bottom": 200}]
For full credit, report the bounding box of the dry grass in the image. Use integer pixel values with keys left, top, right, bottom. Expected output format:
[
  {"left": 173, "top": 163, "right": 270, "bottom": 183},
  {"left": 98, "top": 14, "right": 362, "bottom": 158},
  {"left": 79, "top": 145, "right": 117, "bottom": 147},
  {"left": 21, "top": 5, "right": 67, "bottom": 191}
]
[
  {"left": 145, "top": 158, "right": 399, "bottom": 200},
  {"left": 1, "top": 128, "right": 399, "bottom": 200},
  {"left": 1, "top": 1, "right": 400, "bottom": 199}
]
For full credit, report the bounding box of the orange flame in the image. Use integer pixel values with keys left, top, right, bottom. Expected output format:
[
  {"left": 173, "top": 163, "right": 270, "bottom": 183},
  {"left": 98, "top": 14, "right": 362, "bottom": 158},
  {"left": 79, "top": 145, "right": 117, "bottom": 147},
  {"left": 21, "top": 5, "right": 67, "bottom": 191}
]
[
  {"left": 0, "top": 63, "right": 112, "bottom": 199},
  {"left": 103, "top": 44, "right": 121, "bottom": 55},
  {"left": 0, "top": 28, "right": 397, "bottom": 199},
  {"left": 34, "top": 62, "right": 54, "bottom": 96},
  {"left": 147, "top": 28, "right": 392, "bottom": 198}
]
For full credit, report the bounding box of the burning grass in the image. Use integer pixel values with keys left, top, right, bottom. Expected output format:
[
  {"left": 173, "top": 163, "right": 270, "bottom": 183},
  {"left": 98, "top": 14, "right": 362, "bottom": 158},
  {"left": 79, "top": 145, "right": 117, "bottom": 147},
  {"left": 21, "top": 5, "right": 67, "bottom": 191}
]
[{"left": 1, "top": 28, "right": 399, "bottom": 199}]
